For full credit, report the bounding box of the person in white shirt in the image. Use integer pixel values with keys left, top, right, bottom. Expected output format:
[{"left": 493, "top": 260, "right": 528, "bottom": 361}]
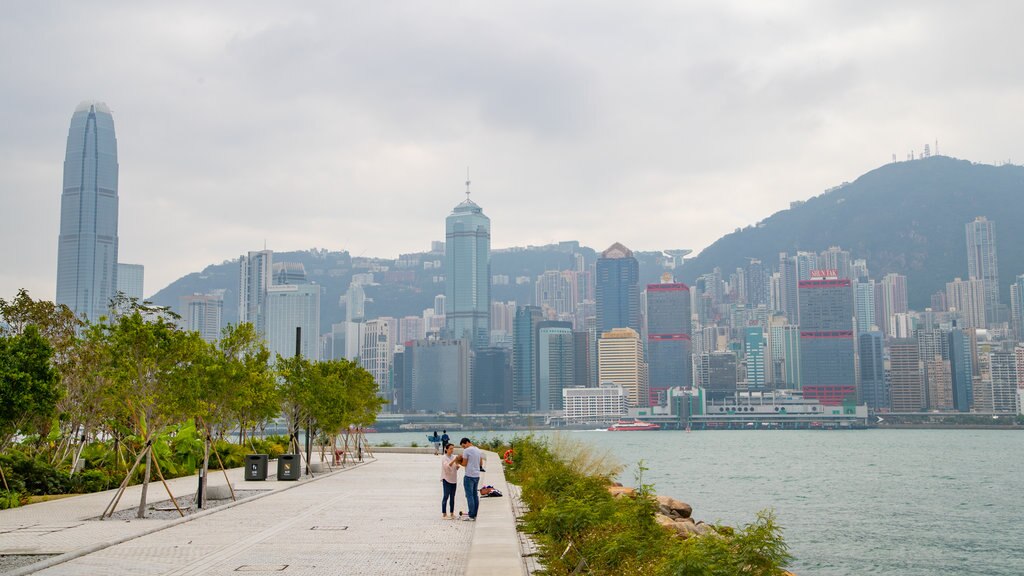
[{"left": 458, "top": 438, "right": 483, "bottom": 521}]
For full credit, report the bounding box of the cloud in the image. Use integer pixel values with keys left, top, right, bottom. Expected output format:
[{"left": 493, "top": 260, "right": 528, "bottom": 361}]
[{"left": 2, "top": 1, "right": 1024, "bottom": 300}]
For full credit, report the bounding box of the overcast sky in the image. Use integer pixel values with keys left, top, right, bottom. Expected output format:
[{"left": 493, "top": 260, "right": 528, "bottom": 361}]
[{"left": 3, "top": 1, "right": 1023, "bottom": 300}]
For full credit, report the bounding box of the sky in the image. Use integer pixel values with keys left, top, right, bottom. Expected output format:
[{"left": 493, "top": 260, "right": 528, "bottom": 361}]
[{"left": 3, "top": 1, "right": 1024, "bottom": 300}]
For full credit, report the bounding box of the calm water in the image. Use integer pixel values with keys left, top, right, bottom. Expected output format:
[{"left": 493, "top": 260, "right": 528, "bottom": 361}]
[{"left": 369, "top": 429, "right": 1024, "bottom": 575}]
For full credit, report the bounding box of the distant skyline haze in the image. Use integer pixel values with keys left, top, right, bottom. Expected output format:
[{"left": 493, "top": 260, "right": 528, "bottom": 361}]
[{"left": 3, "top": 1, "right": 1024, "bottom": 300}]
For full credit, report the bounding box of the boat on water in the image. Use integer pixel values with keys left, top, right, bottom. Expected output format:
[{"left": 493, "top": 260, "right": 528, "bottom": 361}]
[{"left": 607, "top": 419, "right": 661, "bottom": 431}]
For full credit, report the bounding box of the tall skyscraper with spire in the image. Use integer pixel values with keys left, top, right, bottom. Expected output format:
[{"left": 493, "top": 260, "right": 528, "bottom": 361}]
[
  {"left": 56, "top": 102, "right": 119, "bottom": 322},
  {"left": 445, "top": 177, "right": 491, "bottom": 349},
  {"left": 595, "top": 242, "right": 640, "bottom": 334},
  {"left": 965, "top": 216, "right": 999, "bottom": 326}
]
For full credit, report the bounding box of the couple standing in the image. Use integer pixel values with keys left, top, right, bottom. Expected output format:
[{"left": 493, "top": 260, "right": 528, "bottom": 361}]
[{"left": 441, "top": 437, "right": 482, "bottom": 521}]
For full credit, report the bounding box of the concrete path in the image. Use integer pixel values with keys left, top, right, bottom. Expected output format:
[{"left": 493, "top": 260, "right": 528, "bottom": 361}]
[{"left": 0, "top": 451, "right": 525, "bottom": 576}]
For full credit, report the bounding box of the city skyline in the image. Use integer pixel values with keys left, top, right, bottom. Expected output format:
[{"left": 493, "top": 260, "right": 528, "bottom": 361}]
[{"left": 6, "top": 2, "right": 1024, "bottom": 300}]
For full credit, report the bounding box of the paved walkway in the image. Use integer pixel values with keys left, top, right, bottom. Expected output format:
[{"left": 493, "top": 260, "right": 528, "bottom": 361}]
[{"left": 0, "top": 450, "right": 524, "bottom": 576}]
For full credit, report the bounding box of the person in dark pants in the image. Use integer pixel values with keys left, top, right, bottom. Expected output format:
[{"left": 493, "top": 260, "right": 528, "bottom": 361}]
[
  {"left": 458, "top": 437, "right": 482, "bottom": 521},
  {"left": 440, "top": 429, "right": 450, "bottom": 449},
  {"left": 441, "top": 443, "right": 458, "bottom": 519}
]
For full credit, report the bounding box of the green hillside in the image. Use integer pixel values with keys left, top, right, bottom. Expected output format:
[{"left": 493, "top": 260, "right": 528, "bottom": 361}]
[{"left": 682, "top": 156, "right": 1024, "bottom": 309}]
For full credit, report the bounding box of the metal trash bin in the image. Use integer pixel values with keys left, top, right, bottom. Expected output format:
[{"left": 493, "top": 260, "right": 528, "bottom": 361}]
[
  {"left": 277, "top": 454, "right": 300, "bottom": 481},
  {"left": 245, "top": 454, "right": 268, "bottom": 481}
]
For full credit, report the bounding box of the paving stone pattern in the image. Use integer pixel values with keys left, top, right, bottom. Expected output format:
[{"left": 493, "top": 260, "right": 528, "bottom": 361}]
[{"left": 20, "top": 453, "right": 474, "bottom": 575}]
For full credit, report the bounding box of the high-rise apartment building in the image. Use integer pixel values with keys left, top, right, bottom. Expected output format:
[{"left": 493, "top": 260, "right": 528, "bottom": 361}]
[
  {"left": 445, "top": 191, "right": 490, "bottom": 348},
  {"left": 360, "top": 318, "right": 394, "bottom": 406},
  {"left": 879, "top": 273, "right": 908, "bottom": 335},
  {"left": 946, "top": 277, "right": 986, "bottom": 330},
  {"left": 1010, "top": 274, "right": 1024, "bottom": 340},
  {"left": 965, "top": 216, "right": 999, "bottom": 326},
  {"left": 925, "top": 358, "right": 953, "bottom": 411},
  {"left": 889, "top": 338, "right": 924, "bottom": 412},
  {"left": 116, "top": 263, "right": 144, "bottom": 301},
  {"left": 595, "top": 243, "right": 640, "bottom": 334},
  {"left": 264, "top": 283, "right": 320, "bottom": 361},
  {"left": 56, "top": 102, "right": 119, "bottom": 322},
  {"left": 598, "top": 327, "right": 648, "bottom": 407},
  {"left": 239, "top": 250, "right": 273, "bottom": 334},
  {"left": 181, "top": 292, "right": 224, "bottom": 343},
  {"left": 535, "top": 271, "right": 575, "bottom": 319},
  {"left": 988, "top": 351, "right": 1018, "bottom": 413},
  {"left": 645, "top": 282, "right": 692, "bottom": 403},
  {"left": 799, "top": 273, "right": 856, "bottom": 405}
]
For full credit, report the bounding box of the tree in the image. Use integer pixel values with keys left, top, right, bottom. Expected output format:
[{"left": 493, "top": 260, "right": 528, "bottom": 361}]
[
  {"left": 0, "top": 326, "right": 62, "bottom": 490},
  {"left": 96, "top": 304, "right": 205, "bottom": 518}
]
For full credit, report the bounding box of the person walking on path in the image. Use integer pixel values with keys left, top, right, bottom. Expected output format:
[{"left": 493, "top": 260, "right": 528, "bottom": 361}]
[
  {"left": 431, "top": 430, "right": 441, "bottom": 455},
  {"left": 440, "top": 443, "right": 459, "bottom": 519},
  {"left": 458, "top": 437, "right": 483, "bottom": 521},
  {"left": 440, "top": 429, "right": 450, "bottom": 449}
]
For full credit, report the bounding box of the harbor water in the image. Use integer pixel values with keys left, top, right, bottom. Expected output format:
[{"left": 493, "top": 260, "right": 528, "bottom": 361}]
[{"left": 369, "top": 428, "right": 1024, "bottom": 576}]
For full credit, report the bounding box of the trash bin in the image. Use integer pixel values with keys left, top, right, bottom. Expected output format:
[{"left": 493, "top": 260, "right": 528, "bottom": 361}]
[
  {"left": 245, "top": 454, "right": 268, "bottom": 481},
  {"left": 277, "top": 454, "right": 300, "bottom": 481}
]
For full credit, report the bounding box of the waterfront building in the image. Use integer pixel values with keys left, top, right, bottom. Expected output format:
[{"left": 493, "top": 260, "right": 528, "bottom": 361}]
[
  {"left": 56, "top": 102, "right": 120, "bottom": 323},
  {"left": 645, "top": 282, "right": 692, "bottom": 403},
  {"left": 596, "top": 243, "right": 640, "bottom": 334},
  {"left": 473, "top": 347, "right": 512, "bottom": 414},
  {"left": 116, "top": 263, "right": 144, "bottom": 301},
  {"left": 945, "top": 277, "right": 986, "bottom": 330},
  {"left": 239, "top": 250, "right": 273, "bottom": 334},
  {"left": 180, "top": 292, "right": 223, "bottom": 343},
  {"left": 537, "top": 321, "right": 574, "bottom": 411},
  {"left": 858, "top": 331, "right": 887, "bottom": 410},
  {"left": 562, "top": 383, "right": 626, "bottom": 423},
  {"left": 949, "top": 327, "right": 974, "bottom": 412},
  {"left": 889, "top": 338, "right": 924, "bottom": 412},
  {"left": 406, "top": 339, "right": 471, "bottom": 413},
  {"left": 989, "top": 351, "right": 1019, "bottom": 414},
  {"left": 512, "top": 305, "right": 543, "bottom": 412},
  {"left": 445, "top": 188, "right": 491, "bottom": 348},
  {"left": 798, "top": 272, "right": 856, "bottom": 405},
  {"left": 965, "top": 216, "right": 1000, "bottom": 326},
  {"left": 598, "top": 327, "right": 648, "bottom": 407},
  {"left": 264, "top": 283, "right": 320, "bottom": 361}
]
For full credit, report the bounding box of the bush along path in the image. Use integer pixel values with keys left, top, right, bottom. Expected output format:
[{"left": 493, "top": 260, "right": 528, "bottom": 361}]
[{"left": 491, "top": 435, "right": 794, "bottom": 576}]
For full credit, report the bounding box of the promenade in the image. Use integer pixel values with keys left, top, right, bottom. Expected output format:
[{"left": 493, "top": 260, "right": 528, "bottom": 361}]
[{"left": 0, "top": 450, "right": 524, "bottom": 576}]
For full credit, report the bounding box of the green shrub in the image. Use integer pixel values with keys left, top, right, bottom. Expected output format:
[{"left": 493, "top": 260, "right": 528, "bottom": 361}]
[
  {"left": 377, "top": 441, "right": 394, "bottom": 447},
  {"left": 71, "top": 469, "right": 114, "bottom": 493},
  {"left": 510, "top": 436, "right": 792, "bottom": 576},
  {"left": 0, "top": 490, "right": 22, "bottom": 509}
]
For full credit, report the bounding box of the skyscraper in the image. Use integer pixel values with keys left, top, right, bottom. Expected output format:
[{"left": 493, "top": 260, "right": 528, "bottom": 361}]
[
  {"left": 965, "top": 216, "right": 999, "bottom": 326},
  {"left": 116, "top": 263, "right": 144, "bottom": 301},
  {"left": 889, "top": 338, "right": 924, "bottom": 412},
  {"left": 56, "top": 102, "right": 119, "bottom": 322},
  {"left": 798, "top": 272, "right": 856, "bottom": 405},
  {"left": 264, "top": 283, "right": 320, "bottom": 361},
  {"left": 596, "top": 242, "right": 640, "bottom": 334},
  {"left": 598, "top": 327, "right": 648, "bottom": 408},
  {"left": 445, "top": 188, "right": 490, "bottom": 348},
  {"left": 645, "top": 282, "right": 693, "bottom": 404},
  {"left": 239, "top": 250, "right": 273, "bottom": 334},
  {"left": 858, "top": 331, "right": 887, "bottom": 410},
  {"left": 879, "top": 273, "right": 908, "bottom": 335},
  {"left": 536, "top": 321, "right": 574, "bottom": 411},
  {"left": 512, "top": 305, "right": 543, "bottom": 412},
  {"left": 181, "top": 292, "right": 224, "bottom": 343}
]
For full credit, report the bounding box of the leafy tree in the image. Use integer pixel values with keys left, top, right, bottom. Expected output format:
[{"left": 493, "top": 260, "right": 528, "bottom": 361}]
[
  {"left": 96, "top": 303, "right": 205, "bottom": 518},
  {"left": 0, "top": 326, "right": 62, "bottom": 490}
]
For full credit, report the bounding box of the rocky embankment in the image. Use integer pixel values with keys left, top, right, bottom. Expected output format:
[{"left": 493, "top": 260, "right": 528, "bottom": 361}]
[{"left": 653, "top": 495, "right": 719, "bottom": 538}]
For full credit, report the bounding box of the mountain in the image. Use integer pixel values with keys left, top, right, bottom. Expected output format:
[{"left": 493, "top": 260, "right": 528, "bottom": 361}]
[
  {"left": 149, "top": 242, "right": 670, "bottom": 330},
  {"left": 681, "top": 156, "right": 1024, "bottom": 309}
]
